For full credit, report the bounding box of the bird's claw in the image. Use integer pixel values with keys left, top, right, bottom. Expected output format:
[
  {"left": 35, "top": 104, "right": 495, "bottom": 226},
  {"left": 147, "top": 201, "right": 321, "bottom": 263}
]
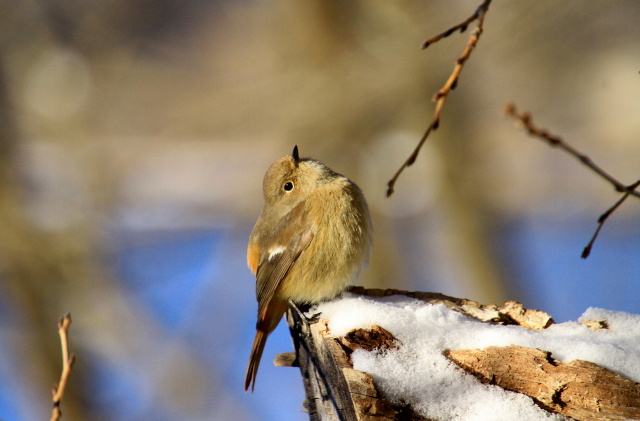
[{"left": 289, "top": 301, "right": 321, "bottom": 325}]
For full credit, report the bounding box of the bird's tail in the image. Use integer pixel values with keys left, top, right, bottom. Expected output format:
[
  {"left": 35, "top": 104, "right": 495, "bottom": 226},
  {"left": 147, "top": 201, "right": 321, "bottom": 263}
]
[
  {"left": 245, "top": 298, "right": 290, "bottom": 391},
  {"left": 244, "top": 328, "right": 268, "bottom": 392}
]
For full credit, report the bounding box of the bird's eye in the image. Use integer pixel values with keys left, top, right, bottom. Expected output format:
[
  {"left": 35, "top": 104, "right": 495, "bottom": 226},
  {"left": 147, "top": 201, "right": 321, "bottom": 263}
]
[{"left": 283, "top": 181, "right": 294, "bottom": 191}]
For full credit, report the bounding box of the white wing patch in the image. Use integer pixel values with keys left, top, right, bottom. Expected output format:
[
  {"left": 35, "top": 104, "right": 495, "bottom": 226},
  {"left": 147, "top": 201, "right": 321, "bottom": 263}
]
[{"left": 268, "top": 245, "right": 286, "bottom": 261}]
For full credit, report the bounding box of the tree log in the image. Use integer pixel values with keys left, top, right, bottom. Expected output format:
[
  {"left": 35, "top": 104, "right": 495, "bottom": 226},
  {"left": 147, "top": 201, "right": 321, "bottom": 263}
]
[
  {"left": 284, "top": 287, "right": 639, "bottom": 421},
  {"left": 286, "top": 309, "right": 403, "bottom": 421},
  {"left": 445, "top": 345, "right": 640, "bottom": 421},
  {"left": 347, "top": 286, "right": 554, "bottom": 329}
]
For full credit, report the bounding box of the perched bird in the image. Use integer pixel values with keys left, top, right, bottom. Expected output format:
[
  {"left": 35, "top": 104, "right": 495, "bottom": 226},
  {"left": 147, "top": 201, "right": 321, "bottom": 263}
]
[{"left": 244, "top": 145, "right": 373, "bottom": 391}]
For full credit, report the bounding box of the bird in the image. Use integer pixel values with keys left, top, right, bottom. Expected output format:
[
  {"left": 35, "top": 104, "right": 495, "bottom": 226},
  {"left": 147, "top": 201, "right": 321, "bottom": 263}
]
[{"left": 244, "top": 145, "right": 373, "bottom": 391}]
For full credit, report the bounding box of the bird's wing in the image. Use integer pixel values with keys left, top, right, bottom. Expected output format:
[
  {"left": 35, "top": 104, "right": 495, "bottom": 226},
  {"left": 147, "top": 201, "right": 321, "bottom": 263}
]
[{"left": 255, "top": 203, "right": 315, "bottom": 319}]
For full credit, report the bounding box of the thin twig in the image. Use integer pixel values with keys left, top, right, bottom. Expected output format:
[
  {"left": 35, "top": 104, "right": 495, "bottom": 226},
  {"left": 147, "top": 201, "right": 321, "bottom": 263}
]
[
  {"left": 505, "top": 103, "right": 640, "bottom": 258},
  {"left": 582, "top": 179, "right": 640, "bottom": 259},
  {"left": 504, "top": 103, "right": 640, "bottom": 198},
  {"left": 50, "top": 313, "right": 75, "bottom": 421},
  {"left": 387, "top": 0, "right": 492, "bottom": 197},
  {"left": 421, "top": 0, "right": 491, "bottom": 49}
]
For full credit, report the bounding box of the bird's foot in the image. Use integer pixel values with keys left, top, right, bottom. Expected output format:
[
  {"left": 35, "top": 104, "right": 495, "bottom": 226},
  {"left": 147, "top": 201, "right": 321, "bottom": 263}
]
[{"left": 289, "top": 301, "right": 321, "bottom": 325}]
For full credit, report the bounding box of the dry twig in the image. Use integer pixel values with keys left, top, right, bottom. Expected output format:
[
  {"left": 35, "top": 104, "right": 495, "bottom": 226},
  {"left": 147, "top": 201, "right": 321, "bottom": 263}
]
[
  {"left": 387, "top": 0, "right": 492, "bottom": 197},
  {"left": 505, "top": 103, "right": 640, "bottom": 258},
  {"left": 50, "top": 313, "right": 75, "bottom": 421},
  {"left": 581, "top": 179, "right": 640, "bottom": 258}
]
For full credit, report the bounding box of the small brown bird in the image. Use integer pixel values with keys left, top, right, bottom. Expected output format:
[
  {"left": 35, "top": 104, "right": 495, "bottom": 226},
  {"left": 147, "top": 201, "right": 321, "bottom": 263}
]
[{"left": 244, "top": 145, "right": 373, "bottom": 391}]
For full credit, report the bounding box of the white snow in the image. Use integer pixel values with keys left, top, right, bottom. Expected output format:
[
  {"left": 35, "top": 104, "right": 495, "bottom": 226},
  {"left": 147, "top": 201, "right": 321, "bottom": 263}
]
[{"left": 316, "top": 293, "right": 640, "bottom": 421}]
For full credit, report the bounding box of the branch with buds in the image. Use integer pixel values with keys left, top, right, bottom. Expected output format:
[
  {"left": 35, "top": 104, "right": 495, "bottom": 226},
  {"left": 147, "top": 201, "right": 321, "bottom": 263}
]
[
  {"left": 505, "top": 103, "right": 640, "bottom": 258},
  {"left": 50, "top": 313, "right": 76, "bottom": 421},
  {"left": 387, "top": 0, "right": 492, "bottom": 197}
]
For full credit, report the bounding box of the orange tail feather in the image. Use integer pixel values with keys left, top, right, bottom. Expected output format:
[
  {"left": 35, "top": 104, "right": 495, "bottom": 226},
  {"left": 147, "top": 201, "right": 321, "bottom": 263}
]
[
  {"left": 245, "top": 299, "right": 290, "bottom": 391},
  {"left": 244, "top": 329, "right": 268, "bottom": 391}
]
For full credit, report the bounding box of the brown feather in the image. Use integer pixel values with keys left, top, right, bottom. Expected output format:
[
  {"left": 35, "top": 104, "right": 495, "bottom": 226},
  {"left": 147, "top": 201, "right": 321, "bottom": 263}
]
[
  {"left": 256, "top": 224, "right": 314, "bottom": 316},
  {"left": 244, "top": 298, "right": 289, "bottom": 391},
  {"left": 244, "top": 328, "right": 266, "bottom": 392}
]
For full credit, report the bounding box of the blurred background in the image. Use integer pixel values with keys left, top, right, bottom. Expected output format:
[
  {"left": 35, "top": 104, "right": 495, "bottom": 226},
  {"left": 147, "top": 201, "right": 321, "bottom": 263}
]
[{"left": 0, "top": 0, "right": 638, "bottom": 420}]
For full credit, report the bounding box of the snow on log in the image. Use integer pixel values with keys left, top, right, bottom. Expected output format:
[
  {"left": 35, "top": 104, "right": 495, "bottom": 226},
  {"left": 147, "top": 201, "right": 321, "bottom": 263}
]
[{"left": 281, "top": 287, "right": 640, "bottom": 421}]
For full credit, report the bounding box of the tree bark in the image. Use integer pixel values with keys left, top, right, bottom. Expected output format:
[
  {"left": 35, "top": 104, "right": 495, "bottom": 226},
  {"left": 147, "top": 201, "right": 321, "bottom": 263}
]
[
  {"left": 446, "top": 345, "right": 640, "bottom": 421},
  {"left": 283, "top": 287, "right": 640, "bottom": 421}
]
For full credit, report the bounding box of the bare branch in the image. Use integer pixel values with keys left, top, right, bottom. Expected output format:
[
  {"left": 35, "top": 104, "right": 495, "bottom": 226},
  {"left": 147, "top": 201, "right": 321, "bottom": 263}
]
[
  {"left": 504, "top": 103, "right": 640, "bottom": 198},
  {"left": 387, "top": 0, "right": 492, "bottom": 197},
  {"left": 421, "top": 0, "right": 492, "bottom": 49},
  {"left": 50, "top": 313, "right": 76, "bottom": 421},
  {"left": 582, "top": 179, "right": 640, "bottom": 258},
  {"left": 505, "top": 103, "right": 640, "bottom": 258}
]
